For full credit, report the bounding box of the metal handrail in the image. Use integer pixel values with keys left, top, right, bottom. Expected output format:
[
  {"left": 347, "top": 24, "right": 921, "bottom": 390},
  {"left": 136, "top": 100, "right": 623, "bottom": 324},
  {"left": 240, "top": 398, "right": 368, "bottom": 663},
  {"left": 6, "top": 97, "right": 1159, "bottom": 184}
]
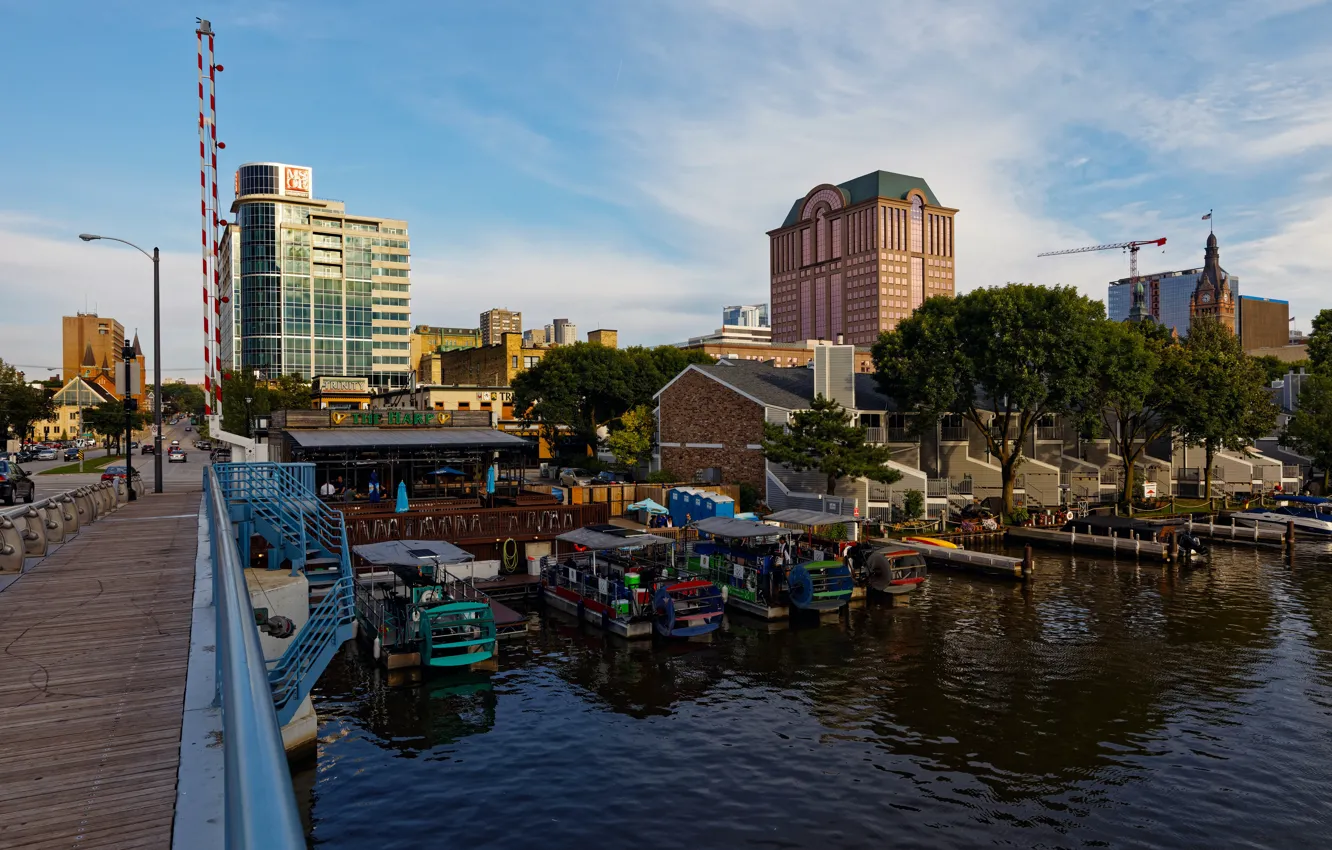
[{"left": 204, "top": 468, "right": 305, "bottom": 849}]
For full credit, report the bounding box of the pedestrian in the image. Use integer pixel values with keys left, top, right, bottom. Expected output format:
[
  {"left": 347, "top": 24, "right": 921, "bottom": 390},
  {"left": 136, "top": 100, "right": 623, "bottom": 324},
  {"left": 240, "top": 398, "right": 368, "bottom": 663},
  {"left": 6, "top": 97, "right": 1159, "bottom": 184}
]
[{"left": 319, "top": 479, "right": 336, "bottom": 497}]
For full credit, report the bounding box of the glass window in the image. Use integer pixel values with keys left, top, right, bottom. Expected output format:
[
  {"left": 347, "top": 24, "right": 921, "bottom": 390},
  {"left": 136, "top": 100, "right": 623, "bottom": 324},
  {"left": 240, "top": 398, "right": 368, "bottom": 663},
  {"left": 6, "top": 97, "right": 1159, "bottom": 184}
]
[{"left": 910, "top": 196, "right": 923, "bottom": 254}]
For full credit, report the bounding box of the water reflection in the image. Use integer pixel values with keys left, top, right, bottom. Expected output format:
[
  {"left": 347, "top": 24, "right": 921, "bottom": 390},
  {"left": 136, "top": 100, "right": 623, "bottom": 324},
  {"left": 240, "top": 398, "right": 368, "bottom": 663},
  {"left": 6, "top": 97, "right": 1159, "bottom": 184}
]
[{"left": 301, "top": 545, "right": 1332, "bottom": 849}]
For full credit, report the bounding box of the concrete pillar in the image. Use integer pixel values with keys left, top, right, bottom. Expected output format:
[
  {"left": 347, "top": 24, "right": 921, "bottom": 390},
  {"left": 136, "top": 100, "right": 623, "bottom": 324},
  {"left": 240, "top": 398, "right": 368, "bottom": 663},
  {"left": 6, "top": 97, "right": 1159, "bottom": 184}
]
[{"left": 244, "top": 568, "right": 316, "bottom": 758}]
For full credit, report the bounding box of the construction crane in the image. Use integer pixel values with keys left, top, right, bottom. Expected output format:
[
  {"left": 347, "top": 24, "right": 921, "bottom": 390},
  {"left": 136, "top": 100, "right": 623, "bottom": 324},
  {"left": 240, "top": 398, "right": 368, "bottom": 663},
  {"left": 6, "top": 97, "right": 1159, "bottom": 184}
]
[{"left": 1037, "top": 237, "right": 1167, "bottom": 283}]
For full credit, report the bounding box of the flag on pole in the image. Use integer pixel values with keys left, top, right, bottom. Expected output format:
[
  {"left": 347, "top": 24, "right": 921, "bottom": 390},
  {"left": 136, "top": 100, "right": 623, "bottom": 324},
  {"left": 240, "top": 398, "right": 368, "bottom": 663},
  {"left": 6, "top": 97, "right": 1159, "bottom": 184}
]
[{"left": 1201, "top": 212, "right": 1212, "bottom": 220}]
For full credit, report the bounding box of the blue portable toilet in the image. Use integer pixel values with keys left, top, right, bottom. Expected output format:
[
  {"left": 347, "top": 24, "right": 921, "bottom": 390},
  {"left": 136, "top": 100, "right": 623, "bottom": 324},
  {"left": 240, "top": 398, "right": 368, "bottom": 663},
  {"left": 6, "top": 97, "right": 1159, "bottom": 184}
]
[{"left": 669, "top": 486, "right": 736, "bottom": 527}]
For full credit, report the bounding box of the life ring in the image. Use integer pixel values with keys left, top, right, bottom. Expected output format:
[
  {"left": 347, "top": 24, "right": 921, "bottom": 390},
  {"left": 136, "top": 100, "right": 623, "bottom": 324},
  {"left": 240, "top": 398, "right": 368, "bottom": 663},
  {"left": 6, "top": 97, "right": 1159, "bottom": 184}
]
[
  {"left": 839, "top": 541, "right": 851, "bottom": 557},
  {"left": 411, "top": 608, "right": 421, "bottom": 624},
  {"left": 745, "top": 571, "right": 758, "bottom": 594}
]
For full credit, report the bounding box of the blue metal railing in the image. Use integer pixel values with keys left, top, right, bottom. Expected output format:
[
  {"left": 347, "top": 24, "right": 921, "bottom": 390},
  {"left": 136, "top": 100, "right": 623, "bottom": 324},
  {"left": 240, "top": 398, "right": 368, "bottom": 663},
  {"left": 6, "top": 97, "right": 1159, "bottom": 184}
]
[{"left": 204, "top": 467, "right": 305, "bottom": 849}]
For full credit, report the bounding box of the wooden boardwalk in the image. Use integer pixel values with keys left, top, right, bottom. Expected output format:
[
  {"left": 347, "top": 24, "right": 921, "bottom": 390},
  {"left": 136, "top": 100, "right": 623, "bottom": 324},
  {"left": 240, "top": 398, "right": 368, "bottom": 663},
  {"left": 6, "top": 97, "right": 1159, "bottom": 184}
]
[{"left": 0, "top": 491, "right": 200, "bottom": 849}]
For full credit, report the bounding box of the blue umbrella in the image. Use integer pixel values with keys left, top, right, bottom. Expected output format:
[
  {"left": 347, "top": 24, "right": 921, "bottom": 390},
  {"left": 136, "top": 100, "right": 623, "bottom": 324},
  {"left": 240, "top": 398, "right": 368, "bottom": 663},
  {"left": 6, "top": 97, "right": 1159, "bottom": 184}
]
[
  {"left": 485, "top": 464, "right": 496, "bottom": 495},
  {"left": 395, "top": 480, "right": 408, "bottom": 513},
  {"left": 428, "top": 466, "right": 464, "bottom": 476}
]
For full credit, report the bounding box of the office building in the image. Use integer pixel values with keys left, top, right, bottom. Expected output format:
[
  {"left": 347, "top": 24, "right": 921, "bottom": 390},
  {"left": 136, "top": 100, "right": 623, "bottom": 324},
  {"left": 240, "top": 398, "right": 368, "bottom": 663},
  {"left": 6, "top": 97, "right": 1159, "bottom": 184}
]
[
  {"left": 218, "top": 162, "right": 412, "bottom": 390},
  {"left": 552, "top": 318, "right": 577, "bottom": 346},
  {"left": 587, "top": 329, "right": 619, "bottom": 348},
  {"left": 523, "top": 327, "right": 549, "bottom": 345},
  {"left": 722, "top": 304, "right": 770, "bottom": 328},
  {"left": 62, "top": 313, "right": 124, "bottom": 384},
  {"left": 674, "top": 325, "right": 875, "bottom": 372},
  {"left": 422, "top": 333, "right": 550, "bottom": 386},
  {"left": 480, "top": 309, "right": 521, "bottom": 346},
  {"left": 410, "top": 326, "right": 481, "bottom": 376},
  {"left": 1239, "top": 296, "right": 1290, "bottom": 352},
  {"left": 768, "top": 170, "right": 958, "bottom": 345},
  {"left": 1107, "top": 235, "right": 1241, "bottom": 336}
]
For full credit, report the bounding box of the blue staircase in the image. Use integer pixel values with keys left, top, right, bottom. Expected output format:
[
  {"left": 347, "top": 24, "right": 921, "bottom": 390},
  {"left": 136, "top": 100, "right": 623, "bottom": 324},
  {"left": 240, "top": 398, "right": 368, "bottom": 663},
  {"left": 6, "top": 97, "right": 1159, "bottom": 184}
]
[{"left": 213, "top": 462, "right": 356, "bottom": 725}]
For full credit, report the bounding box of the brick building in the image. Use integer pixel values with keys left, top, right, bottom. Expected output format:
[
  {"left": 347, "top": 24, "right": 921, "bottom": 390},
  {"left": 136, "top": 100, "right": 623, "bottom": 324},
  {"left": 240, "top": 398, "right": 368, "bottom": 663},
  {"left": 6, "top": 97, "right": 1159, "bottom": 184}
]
[{"left": 421, "top": 332, "right": 548, "bottom": 386}]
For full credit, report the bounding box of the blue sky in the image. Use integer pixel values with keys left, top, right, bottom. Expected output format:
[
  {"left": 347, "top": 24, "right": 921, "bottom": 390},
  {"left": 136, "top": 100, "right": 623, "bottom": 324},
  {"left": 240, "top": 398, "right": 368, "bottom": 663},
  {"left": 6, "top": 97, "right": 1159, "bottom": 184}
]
[{"left": 2, "top": 0, "right": 1330, "bottom": 377}]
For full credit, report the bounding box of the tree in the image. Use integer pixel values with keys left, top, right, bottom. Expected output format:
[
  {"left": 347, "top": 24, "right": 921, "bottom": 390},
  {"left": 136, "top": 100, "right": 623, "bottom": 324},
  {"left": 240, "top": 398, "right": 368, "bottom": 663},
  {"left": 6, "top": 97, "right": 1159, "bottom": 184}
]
[
  {"left": 1308, "top": 309, "right": 1332, "bottom": 372},
  {"left": 874, "top": 284, "right": 1103, "bottom": 517},
  {"left": 1090, "top": 319, "right": 1186, "bottom": 505},
  {"left": 761, "top": 395, "right": 902, "bottom": 495},
  {"left": 1173, "top": 318, "right": 1279, "bottom": 498},
  {"left": 512, "top": 344, "right": 710, "bottom": 457},
  {"left": 219, "top": 372, "right": 311, "bottom": 435},
  {"left": 160, "top": 381, "right": 206, "bottom": 418},
  {"left": 604, "top": 404, "right": 654, "bottom": 471},
  {"left": 83, "top": 400, "right": 147, "bottom": 450},
  {"left": 1283, "top": 373, "right": 1332, "bottom": 491},
  {"left": 269, "top": 373, "right": 313, "bottom": 411},
  {"left": 1252, "top": 354, "right": 1305, "bottom": 386}
]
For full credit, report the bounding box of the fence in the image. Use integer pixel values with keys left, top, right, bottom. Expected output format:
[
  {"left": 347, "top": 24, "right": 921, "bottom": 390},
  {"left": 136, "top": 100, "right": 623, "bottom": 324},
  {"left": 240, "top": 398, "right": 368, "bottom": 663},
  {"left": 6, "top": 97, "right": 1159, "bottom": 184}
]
[
  {"left": 342, "top": 502, "right": 610, "bottom": 545},
  {"left": 940, "top": 425, "right": 968, "bottom": 442}
]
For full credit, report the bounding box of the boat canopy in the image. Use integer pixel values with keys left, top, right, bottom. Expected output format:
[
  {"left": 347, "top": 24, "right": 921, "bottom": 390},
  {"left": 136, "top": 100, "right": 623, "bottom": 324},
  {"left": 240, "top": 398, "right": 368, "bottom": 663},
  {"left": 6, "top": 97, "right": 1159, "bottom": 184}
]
[
  {"left": 353, "top": 539, "right": 474, "bottom": 566},
  {"left": 763, "top": 508, "right": 864, "bottom": 527},
  {"left": 1274, "top": 495, "right": 1330, "bottom": 506},
  {"left": 693, "top": 516, "right": 800, "bottom": 539},
  {"left": 557, "top": 527, "right": 673, "bottom": 551}
]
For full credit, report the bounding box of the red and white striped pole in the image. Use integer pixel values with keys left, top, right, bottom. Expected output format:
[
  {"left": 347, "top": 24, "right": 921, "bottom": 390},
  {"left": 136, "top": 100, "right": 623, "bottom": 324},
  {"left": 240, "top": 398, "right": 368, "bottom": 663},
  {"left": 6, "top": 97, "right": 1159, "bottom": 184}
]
[
  {"left": 196, "top": 22, "right": 213, "bottom": 416},
  {"left": 206, "top": 28, "right": 223, "bottom": 409}
]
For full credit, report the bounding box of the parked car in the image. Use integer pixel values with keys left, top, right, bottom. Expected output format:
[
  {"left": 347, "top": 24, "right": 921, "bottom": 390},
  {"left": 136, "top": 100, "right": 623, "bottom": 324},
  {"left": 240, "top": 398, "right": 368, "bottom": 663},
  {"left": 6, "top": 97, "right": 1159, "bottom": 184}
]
[
  {"left": 197, "top": 440, "right": 212, "bottom": 450},
  {"left": 0, "top": 460, "right": 36, "bottom": 506},
  {"left": 16, "top": 448, "right": 39, "bottom": 463},
  {"left": 35, "top": 448, "right": 58, "bottom": 461},
  {"left": 559, "top": 468, "right": 594, "bottom": 487},
  {"left": 167, "top": 448, "right": 187, "bottom": 464},
  {"left": 63, "top": 447, "right": 81, "bottom": 461}
]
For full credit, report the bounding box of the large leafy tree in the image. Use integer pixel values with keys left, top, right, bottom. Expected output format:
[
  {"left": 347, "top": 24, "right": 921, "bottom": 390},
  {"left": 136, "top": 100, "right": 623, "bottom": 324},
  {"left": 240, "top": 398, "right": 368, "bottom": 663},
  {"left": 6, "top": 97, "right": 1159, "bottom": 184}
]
[
  {"left": 1173, "top": 318, "right": 1279, "bottom": 497},
  {"left": 1091, "top": 319, "right": 1186, "bottom": 505},
  {"left": 762, "top": 395, "right": 902, "bottom": 495},
  {"left": 1283, "top": 373, "right": 1332, "bottom": 491},
  {"left": 83, "top": 399, "right": 147, "bottom": 451},
  {"left": 512, "top": 344, "right": 710, "bottom": 456},
  {"left": 0, "top": 359, "right": 56, "bottom": 443},
  {"left": 1307, "top": 308, "right": 1332, "bottom": 372},
  {"left": 159, "top": 381, "right": 207, "bottom": 418},
  {"left": 873, "top": 284, "right": 1103, "bottom": 517},
  {"left": 220, "top": 371, "right": 312, "bottom": 435}
]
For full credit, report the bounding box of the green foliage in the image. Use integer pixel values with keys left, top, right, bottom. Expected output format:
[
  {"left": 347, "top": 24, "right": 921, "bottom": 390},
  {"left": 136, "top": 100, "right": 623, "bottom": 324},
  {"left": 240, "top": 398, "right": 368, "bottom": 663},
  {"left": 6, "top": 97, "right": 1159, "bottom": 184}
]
[
  {"left": 1008, "top": 507, "right": 1031, "bottom": 525},
  {"left": 220, "top": 371, "right": 312, "bottom": 435},
  {"left": 738, "top": 482, "right": 759, "bottom": 512},
  {"left": 1283, "top": 372, "right": 1332, "bottom": 490},
  {"left": 902, "top": 489, "right": 925, "bottom": 521},
  {"left": 824, "top": 522, "right": 848, "bottom": 541},
  {"left": 604, "top": 404, "right": 655, "bottom": 471},
  {"left": 1173, "top": 318, "right": 1279, "bottom": 496},
  {"left": 762, "top": 395, "right": 902, "bottom": 495},
  {"left": 1308, "top": 309, "right": 1332, "bottom": 373},
  {"left": 1252, "top": 354, "right": 1301, "bottom": 385},
  {"left": 82, "top": 399, "right": 147, "bottom": 448},
  {"left": 159, "top": 381, "right": 207, "bottom": 418},
  {"left": 874, "top": 284, "right": 1103, "bottom": 515},
  {"left": 0, "top": 358, "right": 56, "bottom": 443},
  {"left": 1091, "top": 319, "right": 1185, "bottom": 505},
  {"left": 513, "top": 344, "right": 709, "bottom": 455},
  {"left": 645, "top": 469, "right": 679, "bottom": 484}
]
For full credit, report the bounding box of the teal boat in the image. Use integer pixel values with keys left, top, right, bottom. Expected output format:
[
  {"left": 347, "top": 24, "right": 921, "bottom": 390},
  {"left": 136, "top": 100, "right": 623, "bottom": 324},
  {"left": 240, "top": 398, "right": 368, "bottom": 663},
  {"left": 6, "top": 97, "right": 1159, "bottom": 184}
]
[{"left": 353, "top": 540, "right": 498, "bottom": 669}]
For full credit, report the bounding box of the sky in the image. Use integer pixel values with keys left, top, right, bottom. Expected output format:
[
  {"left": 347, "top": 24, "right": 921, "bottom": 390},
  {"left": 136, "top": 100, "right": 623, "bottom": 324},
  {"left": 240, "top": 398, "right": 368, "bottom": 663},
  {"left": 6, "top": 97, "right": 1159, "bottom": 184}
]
[{"left": 1, "top": 0, "right": 1330, "bottom": 380}]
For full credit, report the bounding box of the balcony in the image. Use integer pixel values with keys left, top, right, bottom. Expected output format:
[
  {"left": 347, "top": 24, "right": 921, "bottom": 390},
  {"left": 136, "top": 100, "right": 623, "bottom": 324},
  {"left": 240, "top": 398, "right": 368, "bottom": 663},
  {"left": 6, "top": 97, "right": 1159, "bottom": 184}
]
[
  {"left": 1283, "top": 464, "right": 1304, "bottom": 479},
  {"left": 940, "top": 425, "right": 968, "bottom": 442},
  {"left": 1036, "top": 425, "right": 1061, "bottom": 442},
  {"left": 887, "top": 426, "right": 913, "bottom": 442},
  {"left": 1176, "top": 468, "right": 1201, "bottom": 482},
  {"left": 1100, "top": 465, "right": 1123, "bottom": 485},
  {"left": 864, "top": 427, "right": 885, "bottom": 444}
]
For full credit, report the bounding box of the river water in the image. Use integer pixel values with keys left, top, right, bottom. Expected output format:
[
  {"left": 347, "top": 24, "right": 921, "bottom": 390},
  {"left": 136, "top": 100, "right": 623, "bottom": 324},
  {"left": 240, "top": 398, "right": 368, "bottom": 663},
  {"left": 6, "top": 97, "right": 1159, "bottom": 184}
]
[{"left": 294, "top": 543, "right": 1332, "bottom": 849}]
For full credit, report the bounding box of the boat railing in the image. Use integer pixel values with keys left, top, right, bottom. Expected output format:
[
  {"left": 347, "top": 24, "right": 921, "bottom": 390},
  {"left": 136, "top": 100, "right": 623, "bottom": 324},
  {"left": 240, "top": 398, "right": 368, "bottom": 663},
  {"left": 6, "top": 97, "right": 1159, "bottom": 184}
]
[{"left": 540, "top": 554, "right": 645, "bottom": 617}]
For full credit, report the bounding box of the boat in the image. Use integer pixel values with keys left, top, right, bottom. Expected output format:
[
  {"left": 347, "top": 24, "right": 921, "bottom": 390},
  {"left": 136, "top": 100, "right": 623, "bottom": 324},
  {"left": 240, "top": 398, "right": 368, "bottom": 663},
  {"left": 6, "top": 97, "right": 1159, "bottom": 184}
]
[
  {"left": 352, "top": 540, "right": 498, "bottom": 670},
  {"left": 1235, "top": 495, "right": 1332, "bottom": 536},
  {"left": 683, "top": 516, "right": 854, "bottom": 617},
  {"left": 541, "top": 525, "right": 723, "bottom": 639},
  {"left": 901, "top": 536, "right": 958, "bottom": 549},
  {"left": 862, "top": 548, "right": 928, "bottom": 595}
]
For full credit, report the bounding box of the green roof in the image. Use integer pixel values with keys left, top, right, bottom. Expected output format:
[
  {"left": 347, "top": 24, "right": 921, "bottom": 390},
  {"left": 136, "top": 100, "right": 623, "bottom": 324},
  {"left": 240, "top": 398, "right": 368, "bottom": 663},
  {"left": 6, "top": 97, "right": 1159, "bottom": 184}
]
[{"left": 780, "top": 170, "right": 941, "bottom": 228}]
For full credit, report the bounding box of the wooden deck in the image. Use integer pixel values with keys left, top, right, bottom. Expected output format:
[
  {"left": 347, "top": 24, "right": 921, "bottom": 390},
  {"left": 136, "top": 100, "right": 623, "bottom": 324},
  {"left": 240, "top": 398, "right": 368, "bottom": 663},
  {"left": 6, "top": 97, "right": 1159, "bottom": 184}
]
[{"left": 0, "top": 491, "right": 200, "bottom": 849}]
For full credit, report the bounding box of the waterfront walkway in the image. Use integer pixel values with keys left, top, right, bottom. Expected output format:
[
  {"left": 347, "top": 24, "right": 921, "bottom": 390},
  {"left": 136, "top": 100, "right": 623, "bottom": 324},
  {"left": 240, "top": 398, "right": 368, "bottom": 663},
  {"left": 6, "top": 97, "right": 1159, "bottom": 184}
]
[{"left": 0, "top": 490, "right": 200, "bottom": 848}]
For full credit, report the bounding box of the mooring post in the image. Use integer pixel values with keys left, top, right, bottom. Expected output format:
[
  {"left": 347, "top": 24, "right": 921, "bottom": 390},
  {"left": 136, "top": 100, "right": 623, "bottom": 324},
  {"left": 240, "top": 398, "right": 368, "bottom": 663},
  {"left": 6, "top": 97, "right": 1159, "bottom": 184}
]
[
  {"left": 1023, "top": 545, "right": 1033, "bottom": 581},
  {"left": 1169, "top": 533, "right": 1178, "bottom": 563},
  {"left": 1287, "top": 520, "right": 1296, "bottom": 553}
]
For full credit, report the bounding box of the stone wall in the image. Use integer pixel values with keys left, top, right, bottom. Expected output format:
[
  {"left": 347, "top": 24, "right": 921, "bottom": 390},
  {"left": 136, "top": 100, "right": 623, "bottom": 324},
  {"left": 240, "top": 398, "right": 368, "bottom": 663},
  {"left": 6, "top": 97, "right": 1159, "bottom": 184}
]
[{"left": 658, "top": 369, "right": 767, "bottom": 490}]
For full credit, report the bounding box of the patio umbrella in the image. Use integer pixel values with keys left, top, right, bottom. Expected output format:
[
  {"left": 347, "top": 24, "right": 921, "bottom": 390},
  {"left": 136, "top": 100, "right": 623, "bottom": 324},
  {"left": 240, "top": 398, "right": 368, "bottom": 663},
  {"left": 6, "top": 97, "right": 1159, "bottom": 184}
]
[
  {"left": 485, "top": 464, "right": 496, "bottom": 495},
  {"left": 428, "top": 466, "right": 464, "bottom": 476},
  {"left": 395, "top": 480, "right": 408, "bottom": 513},
  {"left": 626, "top": 498, "right": 668, "bottom": 514}
]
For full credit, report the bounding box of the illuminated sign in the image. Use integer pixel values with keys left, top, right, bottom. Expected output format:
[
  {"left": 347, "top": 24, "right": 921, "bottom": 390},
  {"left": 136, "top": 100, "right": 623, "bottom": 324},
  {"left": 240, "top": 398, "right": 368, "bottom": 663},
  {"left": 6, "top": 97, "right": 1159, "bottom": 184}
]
[
  {"left": 284, "top": 166, "right": 312, "bottom": 197},
  {"left": 330, "top": 410, "right": 452, "bottom": 427},
  {"left": 314, "top": 376, "right": 369, "bottom": 394}
]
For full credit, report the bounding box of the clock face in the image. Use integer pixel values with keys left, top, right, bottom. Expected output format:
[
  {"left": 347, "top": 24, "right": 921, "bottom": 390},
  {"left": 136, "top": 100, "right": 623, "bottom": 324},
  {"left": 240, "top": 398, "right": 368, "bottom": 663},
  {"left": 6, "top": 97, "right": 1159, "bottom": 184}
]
[{"left": 1201, "top": 292, "right": 1212, "bottom": 304}]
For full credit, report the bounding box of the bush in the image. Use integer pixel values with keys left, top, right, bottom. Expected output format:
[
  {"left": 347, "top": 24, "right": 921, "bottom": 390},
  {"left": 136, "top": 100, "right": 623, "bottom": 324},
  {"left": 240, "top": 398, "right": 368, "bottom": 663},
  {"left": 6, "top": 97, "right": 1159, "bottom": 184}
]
[
  {"left": 645, "top": 469, "right": 679, "bottom": 484},
  {"left": 1008, "top": 507, "right": 1030, "bottom": 526},
  {"left": 825, "top": 522, "right": 848, "bottom": 541},
  {"left": 738, "top": 482, "right": 759, "bottom": 512},
  {"left": 902, "top": 489, "right": 925, "bottom": 521}
]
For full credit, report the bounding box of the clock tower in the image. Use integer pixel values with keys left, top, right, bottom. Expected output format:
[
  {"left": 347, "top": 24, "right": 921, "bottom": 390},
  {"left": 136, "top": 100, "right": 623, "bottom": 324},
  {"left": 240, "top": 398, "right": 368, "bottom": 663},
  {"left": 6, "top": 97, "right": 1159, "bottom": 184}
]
[{"left": 1189, "top": 231, "right": 1235, "bottom": 333}]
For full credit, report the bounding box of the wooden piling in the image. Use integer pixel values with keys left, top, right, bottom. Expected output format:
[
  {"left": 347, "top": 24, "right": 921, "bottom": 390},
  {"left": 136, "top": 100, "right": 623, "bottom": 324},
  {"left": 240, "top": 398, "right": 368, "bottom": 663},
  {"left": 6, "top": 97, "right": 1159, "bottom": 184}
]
[
  {"left": 1022, "top": 545, "right": 1034, "bottom": 581},
  {"left": 1287, "top": 520, "right": 1296, "bottom": 552}
]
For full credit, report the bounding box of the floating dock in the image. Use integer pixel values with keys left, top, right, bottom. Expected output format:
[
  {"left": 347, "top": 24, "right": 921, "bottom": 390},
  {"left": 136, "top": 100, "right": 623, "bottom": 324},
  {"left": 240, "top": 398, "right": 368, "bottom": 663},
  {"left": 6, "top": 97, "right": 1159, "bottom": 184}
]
[
  {"left": 1005, "top": 526, "right": 1171, "bottom": 561},
  {"left": 1146, "top": 515, "right": 1291, "bottom": 549},
  {"left": 889, "top": 538, "right": 1027, "bottom": 580}
]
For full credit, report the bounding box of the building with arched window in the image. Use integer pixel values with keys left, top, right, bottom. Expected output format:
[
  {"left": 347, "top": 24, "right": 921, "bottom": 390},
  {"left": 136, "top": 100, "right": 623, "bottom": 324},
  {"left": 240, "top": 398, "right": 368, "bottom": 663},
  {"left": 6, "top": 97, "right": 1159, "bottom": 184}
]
[{"left": 767, "top": 171, "right": 958, "bottom": 345}]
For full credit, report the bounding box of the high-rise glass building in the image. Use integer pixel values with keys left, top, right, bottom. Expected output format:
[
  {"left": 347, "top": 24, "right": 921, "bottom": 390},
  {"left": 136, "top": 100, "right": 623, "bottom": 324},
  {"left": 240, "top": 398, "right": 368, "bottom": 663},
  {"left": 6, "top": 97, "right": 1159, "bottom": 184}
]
[
  {"left": 722, "top": 304, "right": 770, "bottom": 328},
  {"left": 1107, "top": 268, "right": 1239, "bottom": 337},
  {"left": 218, "top": 163, "right": 411, "bottom": 390}
]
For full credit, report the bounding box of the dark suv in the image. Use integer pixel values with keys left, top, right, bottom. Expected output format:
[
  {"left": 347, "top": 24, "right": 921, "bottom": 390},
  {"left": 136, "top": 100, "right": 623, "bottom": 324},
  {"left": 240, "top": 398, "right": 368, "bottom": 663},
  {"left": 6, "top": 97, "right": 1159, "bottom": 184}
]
[{"left": 0, "top": 460, "right": 36, "bottom": 506}]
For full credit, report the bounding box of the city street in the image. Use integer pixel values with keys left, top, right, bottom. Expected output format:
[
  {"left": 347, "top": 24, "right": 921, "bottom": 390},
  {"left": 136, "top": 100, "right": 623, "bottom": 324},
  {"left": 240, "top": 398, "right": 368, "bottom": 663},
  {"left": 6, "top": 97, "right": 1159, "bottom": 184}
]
[{"left": 26, "top": 421, "right": 205, "bottom": 498}]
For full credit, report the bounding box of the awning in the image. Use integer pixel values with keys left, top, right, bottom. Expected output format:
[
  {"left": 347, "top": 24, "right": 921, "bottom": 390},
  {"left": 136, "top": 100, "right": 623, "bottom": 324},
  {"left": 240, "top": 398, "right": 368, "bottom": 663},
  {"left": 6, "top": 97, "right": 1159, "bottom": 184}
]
[
  {"left": 693, "top": 516, "right": 799, "bottom": 539},
  {"left": 287, "top": 428, "right": 531, "bottom": 451},
  {"left": 428, "top": 465, "right": 465, "bottom": 475},
  {"left": 557, "top": 527, "right": 673, "bottom": 550},
  {"left": 353, "top": 539, "right": 474, "bottom": 566},
  {"left": 626, "top": 498, "right": 668, "bottom": 514},
  {"left": 763, "top": 509, "right": 864, "bottom": 526}
]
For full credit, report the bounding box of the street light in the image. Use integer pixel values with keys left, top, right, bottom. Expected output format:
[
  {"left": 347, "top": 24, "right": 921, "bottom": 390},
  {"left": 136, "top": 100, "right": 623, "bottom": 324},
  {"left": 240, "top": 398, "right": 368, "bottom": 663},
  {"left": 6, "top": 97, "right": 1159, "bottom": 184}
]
[
  {"left": 244, "top": 396, "right": 254, "bottom": 439},
  {"left": 79, "top": 234, "right": 163, "bottom": 494}
]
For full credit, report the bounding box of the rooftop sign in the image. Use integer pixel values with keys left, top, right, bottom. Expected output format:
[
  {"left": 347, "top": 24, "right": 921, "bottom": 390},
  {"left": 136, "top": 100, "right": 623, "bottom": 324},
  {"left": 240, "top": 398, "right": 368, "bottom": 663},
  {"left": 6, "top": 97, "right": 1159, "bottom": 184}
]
[{"left": 330, "top": 410, "right": 453, "bottom": 427}]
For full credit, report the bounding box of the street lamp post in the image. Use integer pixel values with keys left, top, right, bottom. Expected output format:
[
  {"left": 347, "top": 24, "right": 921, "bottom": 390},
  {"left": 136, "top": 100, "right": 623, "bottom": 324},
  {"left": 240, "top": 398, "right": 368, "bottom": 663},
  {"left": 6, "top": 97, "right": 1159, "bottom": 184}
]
[
  {"left": 79, "top": 234, "right": 163, "bottom": 493},
  {"left": 121, "top": 340, "right": 137, "bottom": 501}
]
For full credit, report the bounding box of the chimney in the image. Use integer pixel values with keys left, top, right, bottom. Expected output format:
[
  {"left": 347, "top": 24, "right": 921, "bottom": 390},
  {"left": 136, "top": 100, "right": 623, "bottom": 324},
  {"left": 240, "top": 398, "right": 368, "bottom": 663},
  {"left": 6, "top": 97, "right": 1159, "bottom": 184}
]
[
  {"left": 813, "top": 344, "right": 856, "bottom": 410},
  {"left": 836, "top": 333, "right": 844, "bottom": 345}
]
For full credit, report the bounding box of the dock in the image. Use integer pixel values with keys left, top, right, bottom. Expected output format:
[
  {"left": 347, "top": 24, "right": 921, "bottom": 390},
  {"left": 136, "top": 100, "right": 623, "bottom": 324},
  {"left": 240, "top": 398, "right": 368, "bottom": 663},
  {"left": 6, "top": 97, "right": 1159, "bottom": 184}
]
[
  {"left": 0, "top": 490, "right": 199, "bottom": 848},
  {"left": 1146, "top": 515, "right": 1291, "bottom": 548},
  {"left": 889, "top": 538, "right": 1027, "bottom": 580},
  {"left": 1005, "top": 525, "right": 1171, "bottom": 560}
]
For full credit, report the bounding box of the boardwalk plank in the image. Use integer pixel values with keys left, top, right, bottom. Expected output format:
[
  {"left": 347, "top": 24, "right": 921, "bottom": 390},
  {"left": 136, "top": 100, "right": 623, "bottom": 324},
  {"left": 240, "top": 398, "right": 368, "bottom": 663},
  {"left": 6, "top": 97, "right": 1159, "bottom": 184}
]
[{"left": 0, "top": 491, "right": 199, "bottom": 849}]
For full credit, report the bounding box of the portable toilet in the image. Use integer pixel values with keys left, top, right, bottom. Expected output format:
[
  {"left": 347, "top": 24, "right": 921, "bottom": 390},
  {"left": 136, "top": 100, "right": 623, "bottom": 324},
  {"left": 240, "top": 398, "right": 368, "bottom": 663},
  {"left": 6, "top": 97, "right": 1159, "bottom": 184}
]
[{"left": 669, "top": 486, "right": 736, "bottom": 527}]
